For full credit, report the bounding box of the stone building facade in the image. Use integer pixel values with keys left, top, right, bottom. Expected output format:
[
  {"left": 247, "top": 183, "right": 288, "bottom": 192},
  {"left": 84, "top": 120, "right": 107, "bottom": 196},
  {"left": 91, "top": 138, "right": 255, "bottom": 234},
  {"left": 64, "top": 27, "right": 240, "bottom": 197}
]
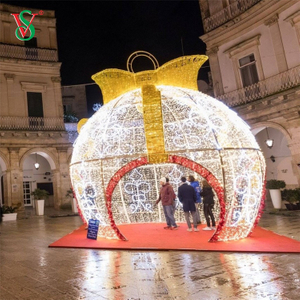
[
  {"left": 199, "top": 0, "right": 300, "bottom": 186},
  {"left": 62, "top": 85, "right": 88, "bottom": 121},
  {"left": 0, "top": 4, "right": 73, "bottom": 213}
]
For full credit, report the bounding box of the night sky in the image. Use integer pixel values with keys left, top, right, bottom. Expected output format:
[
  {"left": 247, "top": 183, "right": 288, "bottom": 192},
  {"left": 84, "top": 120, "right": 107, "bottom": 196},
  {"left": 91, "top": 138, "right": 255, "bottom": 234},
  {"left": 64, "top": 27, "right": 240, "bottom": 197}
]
[{"left": 4, "top": 0, "right": 207, "bottom": 115}]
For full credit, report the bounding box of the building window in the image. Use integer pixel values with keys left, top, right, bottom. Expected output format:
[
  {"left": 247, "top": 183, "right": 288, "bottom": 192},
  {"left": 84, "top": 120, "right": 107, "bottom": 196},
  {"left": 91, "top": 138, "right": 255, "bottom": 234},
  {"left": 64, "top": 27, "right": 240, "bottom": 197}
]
[
  {"left": 23, "top": 181, "right": 32, "bottom": 206},
  {"left": 239, "top": 54, "right": 259, "bottom": 87},
  {"left": 24, "top": 37, "right": 37, "bottom": 48},
  {"left": 27, "top": 92, "right": 44, "bottom": 127},
  {"left": 25, "top": 37, "right": 38, "bottom": 60},
  {"left": 63, "top": 104, "right": 72, "bottom": 115}
]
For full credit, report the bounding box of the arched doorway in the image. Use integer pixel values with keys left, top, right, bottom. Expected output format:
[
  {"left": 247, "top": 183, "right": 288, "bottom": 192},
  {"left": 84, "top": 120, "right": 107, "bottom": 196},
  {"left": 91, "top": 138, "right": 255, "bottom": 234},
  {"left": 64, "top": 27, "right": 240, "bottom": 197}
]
[
  {"left": 21, "top": 150, "right": 56, "bottom": 208},
  {"left": 102, "top": 156, "right": 225, "bottom": 241},
  {"left": 252, "top": 126, "right": 298, "bottom": 186}
]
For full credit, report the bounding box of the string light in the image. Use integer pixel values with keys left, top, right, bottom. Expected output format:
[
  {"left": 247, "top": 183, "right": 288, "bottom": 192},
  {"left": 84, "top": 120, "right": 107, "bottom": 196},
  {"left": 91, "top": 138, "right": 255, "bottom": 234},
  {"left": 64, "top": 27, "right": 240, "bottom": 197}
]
[{"left": 70, "top": 54, "right": 266, "bottom": 242}]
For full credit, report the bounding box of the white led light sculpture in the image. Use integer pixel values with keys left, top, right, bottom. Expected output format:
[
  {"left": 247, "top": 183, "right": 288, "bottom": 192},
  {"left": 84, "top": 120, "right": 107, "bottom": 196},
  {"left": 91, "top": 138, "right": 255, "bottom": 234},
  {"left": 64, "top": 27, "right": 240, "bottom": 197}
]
[{"left": 70, "top": 55, "right": 266, "bottom": 242}]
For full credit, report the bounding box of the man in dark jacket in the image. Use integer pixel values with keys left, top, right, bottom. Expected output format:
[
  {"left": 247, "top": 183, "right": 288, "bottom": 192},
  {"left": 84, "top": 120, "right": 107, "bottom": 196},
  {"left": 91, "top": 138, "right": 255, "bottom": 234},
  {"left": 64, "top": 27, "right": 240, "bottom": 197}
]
[
  {"left": 178, "top": 177, "right": 198, "bottom": 232},
  {"left": 155, "top": 177, "right": 178, "bottom": 230}
]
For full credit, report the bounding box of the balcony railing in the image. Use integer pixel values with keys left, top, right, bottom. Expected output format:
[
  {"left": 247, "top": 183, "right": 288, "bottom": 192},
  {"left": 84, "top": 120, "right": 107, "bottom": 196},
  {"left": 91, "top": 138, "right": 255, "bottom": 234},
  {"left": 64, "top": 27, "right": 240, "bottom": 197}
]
[
  {"left": 203, "top": 0, "right": 261, "bottom": 32},
  {"left": 217, "top": 65, "right": 300, "bottom": 107},
  {"left": 0, "top": 43, "right": 58, "bottom": 62},
  {"left": 0, "top": 116, "right": 64, "bottom": 131}
]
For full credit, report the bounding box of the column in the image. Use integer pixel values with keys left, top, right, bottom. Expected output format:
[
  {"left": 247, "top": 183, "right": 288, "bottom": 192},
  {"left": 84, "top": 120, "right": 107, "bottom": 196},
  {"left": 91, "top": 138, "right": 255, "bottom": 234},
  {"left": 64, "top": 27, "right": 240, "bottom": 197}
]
[
  {"left": 264, "top": 14, "right": 288, "bottom": 73},
  {"left": 199, "top": 0, "right": 210, "bottom": 20},
  {"left": 3, "top": 73, "right": 15, "bottom": 116},
  {"left": 51, "top": 76, "right": 64, "bottom": 129},
  {"left": 56, "top": 147, "right": 72, "bottom": 209},
  {"left": 287, "top": 125, "right": 300, "bottom": 186},
  {"left": 2, "top": 171, "right": 10, "bottom": 206},
  {"left": 51, "top": 170, "right": 60, "bottom": 209},
  {"left": 8, "top": 148, "right": 24, "bottom": 213},
  {"left": 206, "top": 46, "right": 224, "bottom": 97},
  {"left": 285, "top": 11, "right": 300, "bottom": 48},
  {"left": 48, "top": 27, "right": 58, "bottom": 49}
]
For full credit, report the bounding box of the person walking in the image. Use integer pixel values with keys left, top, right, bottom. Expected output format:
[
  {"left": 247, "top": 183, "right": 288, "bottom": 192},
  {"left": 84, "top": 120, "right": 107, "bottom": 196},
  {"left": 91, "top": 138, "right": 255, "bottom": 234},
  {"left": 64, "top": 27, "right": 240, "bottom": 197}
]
[
  {"left": 166, "top": 177, "right": 176, "bottom": 215},
  {"left": 200, "top": 180, "right": 216, "bottom": 230},
  {"left": 178, "top": 177, "right": 199, "bottom": 232},
  {"left": 155, "top": 177, "right": 178, "bottom": 230},
  {"left": 188, "top": 175, "right": 201, "bottom": 224}
]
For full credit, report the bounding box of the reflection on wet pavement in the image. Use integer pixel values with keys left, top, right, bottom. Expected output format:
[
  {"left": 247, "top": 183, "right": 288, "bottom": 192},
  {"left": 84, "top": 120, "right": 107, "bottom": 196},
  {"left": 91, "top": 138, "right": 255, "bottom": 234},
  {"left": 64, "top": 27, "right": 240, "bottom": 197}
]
[{"left": 0, "top": 202, "right": 299, "bottom": 299}]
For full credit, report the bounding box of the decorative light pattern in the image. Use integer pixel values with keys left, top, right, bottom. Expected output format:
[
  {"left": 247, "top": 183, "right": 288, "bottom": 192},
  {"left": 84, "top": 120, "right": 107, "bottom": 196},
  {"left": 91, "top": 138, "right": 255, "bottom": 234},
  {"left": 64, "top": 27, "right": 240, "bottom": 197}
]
[
  {"left": 92, "top": 103, "right": 102, "bottom": 112},
  {"left": 70, "top": 55, "right": 266, "bottom": 242},
  {"left": 123, "top": 169, "right": 152, "bottom": 213}
]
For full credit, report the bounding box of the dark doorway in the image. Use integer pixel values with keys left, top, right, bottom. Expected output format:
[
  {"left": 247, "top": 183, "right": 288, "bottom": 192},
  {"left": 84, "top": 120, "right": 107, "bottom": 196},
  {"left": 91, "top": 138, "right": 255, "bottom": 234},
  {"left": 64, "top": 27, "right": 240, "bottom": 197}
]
[
  {"left": 27, "top": 92, "right": 43, "bottom": 117},
  {"left": 27, "top": 92, "right": 44, "bottom": 127},
  {"left": 1, "top": 176, "right": 4, "bottom": 206},
  {"left": 37, "top": 182, "right": 53, "bottom": 195}
]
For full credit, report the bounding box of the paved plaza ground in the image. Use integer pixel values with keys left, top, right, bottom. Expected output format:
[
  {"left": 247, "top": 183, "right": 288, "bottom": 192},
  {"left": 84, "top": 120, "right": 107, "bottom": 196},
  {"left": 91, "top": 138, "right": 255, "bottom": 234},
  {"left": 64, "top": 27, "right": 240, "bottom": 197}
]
[{"left": 1, "top": 198, "right": 300, "bottom": 300}]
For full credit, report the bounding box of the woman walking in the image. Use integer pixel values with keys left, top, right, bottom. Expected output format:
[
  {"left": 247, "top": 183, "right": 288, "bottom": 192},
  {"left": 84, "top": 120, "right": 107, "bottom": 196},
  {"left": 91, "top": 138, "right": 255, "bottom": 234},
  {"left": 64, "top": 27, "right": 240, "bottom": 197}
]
[{"left": 200, "top": 180, "right": 216, "bottom": 230}]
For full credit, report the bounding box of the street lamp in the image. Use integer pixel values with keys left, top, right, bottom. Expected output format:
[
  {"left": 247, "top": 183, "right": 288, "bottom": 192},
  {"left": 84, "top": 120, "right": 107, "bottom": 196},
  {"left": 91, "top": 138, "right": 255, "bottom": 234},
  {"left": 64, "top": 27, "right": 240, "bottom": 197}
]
[
  {"left": 34, "top": 153, "right": 40, "bottom": 170},
  {"left": 265, "top": 127, "right": 274, "bottom": 149}
]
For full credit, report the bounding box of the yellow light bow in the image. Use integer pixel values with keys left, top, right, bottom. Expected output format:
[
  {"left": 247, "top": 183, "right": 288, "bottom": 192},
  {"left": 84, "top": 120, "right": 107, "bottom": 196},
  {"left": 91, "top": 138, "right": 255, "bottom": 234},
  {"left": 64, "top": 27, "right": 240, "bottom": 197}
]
[{"left": 92, "top": 54, "right": 208, "bottom": 164}]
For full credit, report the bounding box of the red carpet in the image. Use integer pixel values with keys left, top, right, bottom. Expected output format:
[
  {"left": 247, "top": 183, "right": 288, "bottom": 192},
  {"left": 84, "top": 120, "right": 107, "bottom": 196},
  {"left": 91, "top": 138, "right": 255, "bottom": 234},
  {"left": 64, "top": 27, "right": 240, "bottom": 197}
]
[{"left": 49, "top": 223, "right": 300, "bottom": 253}]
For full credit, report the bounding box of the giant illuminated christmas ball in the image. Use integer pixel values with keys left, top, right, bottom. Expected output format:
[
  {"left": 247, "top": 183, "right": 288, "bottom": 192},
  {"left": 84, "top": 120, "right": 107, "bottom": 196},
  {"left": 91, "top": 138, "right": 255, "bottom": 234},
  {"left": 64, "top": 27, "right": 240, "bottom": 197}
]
[{"left": 70, "top": 52, "right": 266, "bottom": 242}]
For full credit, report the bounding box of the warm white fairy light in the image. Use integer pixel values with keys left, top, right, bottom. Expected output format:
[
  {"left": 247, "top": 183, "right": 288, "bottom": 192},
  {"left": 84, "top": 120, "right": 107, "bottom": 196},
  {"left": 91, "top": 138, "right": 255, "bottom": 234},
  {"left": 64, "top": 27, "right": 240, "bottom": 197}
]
[
  {"left": 124, "top": 169, "right": 152, "bottom": 213},
  {"left": 70, "top": 86, "right": 265, "bottom": 241}
]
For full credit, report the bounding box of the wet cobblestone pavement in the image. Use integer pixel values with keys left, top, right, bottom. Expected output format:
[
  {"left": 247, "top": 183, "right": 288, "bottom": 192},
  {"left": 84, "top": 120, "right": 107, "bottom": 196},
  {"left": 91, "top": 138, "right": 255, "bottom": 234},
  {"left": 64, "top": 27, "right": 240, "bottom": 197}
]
[{"left": 1, "top": 200, "right": 300, "bottom": 300}]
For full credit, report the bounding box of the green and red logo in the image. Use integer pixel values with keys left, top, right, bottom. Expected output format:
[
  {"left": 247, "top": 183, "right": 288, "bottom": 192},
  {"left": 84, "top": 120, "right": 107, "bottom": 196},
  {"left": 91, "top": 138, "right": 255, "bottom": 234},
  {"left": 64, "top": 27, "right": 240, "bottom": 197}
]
[{"left": 11, "top": 10, "right": 43, "bottom": 41}]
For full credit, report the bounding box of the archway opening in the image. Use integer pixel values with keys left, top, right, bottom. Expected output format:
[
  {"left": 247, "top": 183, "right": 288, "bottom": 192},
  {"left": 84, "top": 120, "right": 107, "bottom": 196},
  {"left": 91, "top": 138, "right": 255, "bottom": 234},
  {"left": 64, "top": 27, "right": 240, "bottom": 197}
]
[
  {"left": 254, "top": 127, "right": 297, "bottom": 185},
  {"left": 98, "top": 156, "right": 226, "bottom": 241},
  {"left": 22, "top": 153, "right": 54, "bottom": 207}
]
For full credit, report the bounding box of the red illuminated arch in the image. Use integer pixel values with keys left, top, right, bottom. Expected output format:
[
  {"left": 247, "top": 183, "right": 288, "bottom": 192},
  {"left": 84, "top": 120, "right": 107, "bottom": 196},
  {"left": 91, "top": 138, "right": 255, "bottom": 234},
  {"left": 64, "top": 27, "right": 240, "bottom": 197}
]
[{"left": 105, "top": 155, "right": 226, "bottom": 241}]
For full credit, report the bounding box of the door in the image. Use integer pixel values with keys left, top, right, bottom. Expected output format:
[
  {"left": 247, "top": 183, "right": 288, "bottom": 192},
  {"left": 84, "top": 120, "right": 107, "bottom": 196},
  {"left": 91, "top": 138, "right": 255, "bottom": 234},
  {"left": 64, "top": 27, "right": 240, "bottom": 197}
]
[
  {"left": 27, "top": 92, "right": 44, "bottom": 127},
  {"left": 25, "top": 37, "right": 38, "bottom": 60},
  {"left": 23, "top": 181, "right": 33, "bottom": 206},
  {"left": 239, "top": 54, "right": 260, "bottom": 99}
]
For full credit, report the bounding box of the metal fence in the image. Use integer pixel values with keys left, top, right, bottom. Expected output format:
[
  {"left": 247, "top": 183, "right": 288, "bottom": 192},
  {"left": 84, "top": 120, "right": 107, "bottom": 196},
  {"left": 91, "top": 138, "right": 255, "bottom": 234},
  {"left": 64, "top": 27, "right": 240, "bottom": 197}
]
[
  {"left": 203, "top": 0, "right": 261, "bottom": 32},
  {"left": 217, "top": 65, "right": 300, "bottom": 107},
  {"left": 0, "top": 43, "right": 58, "bottom": 62},
  {"left": 0, "top": 116, "right": 64, "bottom": 130}
]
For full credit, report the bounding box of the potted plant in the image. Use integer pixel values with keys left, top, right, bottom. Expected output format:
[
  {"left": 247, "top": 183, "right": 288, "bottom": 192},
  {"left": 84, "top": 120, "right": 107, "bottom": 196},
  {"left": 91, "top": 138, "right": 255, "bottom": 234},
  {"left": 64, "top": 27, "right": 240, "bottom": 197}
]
[
  {"left": 66, "top": 187, "right": 78, "bottom": 213},
  {"left": 64, "top": 111, "right": 79, "bottom": 123},
  {"left": 266, "top": 180, "right": 286, "bottom": 209},
  {"left": 282, "top": 188, "right": 300, "bottom": 210},
  {"left": 1, "top": 205, "right": 18, "bottom": 221},
  {"left": 31, "top": 188, "right": 49, "bottom": 216},
  {"left": 296, "top": 188, "right": 300, "bottom": 210}
]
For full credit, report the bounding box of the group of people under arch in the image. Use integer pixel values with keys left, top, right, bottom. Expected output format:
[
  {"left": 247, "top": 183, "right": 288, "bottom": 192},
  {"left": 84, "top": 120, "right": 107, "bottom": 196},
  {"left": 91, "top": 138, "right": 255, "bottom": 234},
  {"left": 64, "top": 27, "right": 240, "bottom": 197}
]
[{"left": 155, "top": 175, "right": 216, "bottom": 232}]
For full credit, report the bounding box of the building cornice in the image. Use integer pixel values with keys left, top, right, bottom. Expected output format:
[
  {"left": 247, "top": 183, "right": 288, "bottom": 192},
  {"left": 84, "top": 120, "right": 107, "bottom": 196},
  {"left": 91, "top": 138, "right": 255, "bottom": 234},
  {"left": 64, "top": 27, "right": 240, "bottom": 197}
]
[
  {"left": 4, "top": 73, "right": 15, "bottom": 80},
  {"left": 206, "top": 46, "right": 219, "bottom": 56},
  {"left": 20, "top": 81, "right": 47, "bottom": 91},
  {"left": 284, "top": 10, "right": 300, "bottom": 26},
  {"left": 0, "top": 3, "right": 55, "bottom": 17},
  {"left": 51, "top": 76, "right": 61, "bottom": 83},
  {"left": 264, "top": 14, "right": 279, "bottom": 26},
  {"left": 0, "top": 58, "right": 61, "bottom": 68},
  {"left": 223, "top": 35, "right": 261, "bottom": 57},
  {"left": 200, "top": 0, "right": 297, "bottom": 49}
]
